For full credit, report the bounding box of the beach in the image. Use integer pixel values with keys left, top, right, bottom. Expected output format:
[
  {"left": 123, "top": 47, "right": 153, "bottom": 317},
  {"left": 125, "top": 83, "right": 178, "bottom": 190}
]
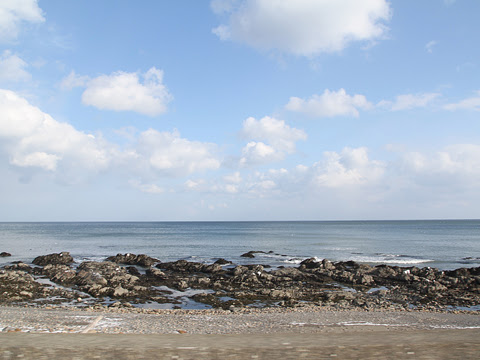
[
  {"left": 1, "top": 220, "right": 480, "bottom": 358},
  {"left": 1, "top": 305, "right": 479, "bottom": 359}
]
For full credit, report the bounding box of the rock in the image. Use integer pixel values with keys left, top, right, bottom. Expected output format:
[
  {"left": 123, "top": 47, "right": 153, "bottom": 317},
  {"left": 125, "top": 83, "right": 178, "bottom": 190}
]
[
  {"left": 106, "top": 253, "right": 159, "bottom": 267},
  {"left": 176, "top": 280, "right": 188, "bottom": 290},
  {"left": 19, "top": 291, "right": 32, "bottom": 298},
  {"left": 32, "top": 252, "right": 74, "bottom": 266},
  {"left": 271, "top": 267, "right": 305, "bottom": 280},
  {"left": 113, "top": 286, "right": 129, "bottom": 297},
  {"left": 240, "top": 251, "right": 267, "bottom": 258},
  {"left": 203, "top": 263, "right": 223, "bottom": 273},
  {"left": 240, "top": 251, "right": 256, "bottom": 258},
  {"left": 357, "top": 274, "right": 374, "bottom": 285},
  {"left": 233, "top": 265, "right": 248, "bottom": 276},
  {"left": 3, "top": 262, "right": 32, "bottom": 272},
  {"left": 146, "top": 267, "right": 166, "bottom": 278},
  {"left": 300, "top": 257, "right": 321, "bottom": 269},
  {"left": 214, "top": 258, "right": 231, "bottom": 265},
  {"left": 126, "top": 266, "right": 141, "bottom": 276},
  {"left": 321, "top": 259, "right": 335, "bottom": 270},
  {"left": 42, "top": 264, "right": 76, "bottom": 285},
  {"left": 0, "top": 252, "right": 11, "bottom": 257}
]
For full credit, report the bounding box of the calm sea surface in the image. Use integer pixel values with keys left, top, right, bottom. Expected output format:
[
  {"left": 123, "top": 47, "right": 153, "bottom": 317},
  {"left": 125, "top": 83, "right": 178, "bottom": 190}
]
[{"left": 0, "top": 220, "right": 479, "bottom": 270}]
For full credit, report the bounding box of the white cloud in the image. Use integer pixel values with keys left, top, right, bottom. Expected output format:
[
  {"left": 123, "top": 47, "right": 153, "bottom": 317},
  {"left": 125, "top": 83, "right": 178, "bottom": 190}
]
[
  {"left": 135, "top": 129, "right": 220, "bottom": 177},
  {"left": 240, "top": 116, "right": 306, "bottom": 166},
  {"left": 59, "top": 70, "right": 90, "bottom": 90},
  {"left": 312, "top": 147, "right": 385, "bottom": 188},
  {"left": 240, "top": 141, "right": 279, "bottom": 165},
  {"left": 444, "top": 91, "right": 480, "bottom": 111},
  {"left": 425, "top": 40, "right": 438, "bottom": 53},
  {"left": 129, "top": 180, "right": 164, "bottom": 194},
  {"left": 82, "top": 67, "right": 172, "bottom": 116},
  {"left": 211, "top": 0, "right": 391, "bottom": 56},
  {"left": 0, "top": 89, "right": 113, "bottom": 177},
  {"left": 0, "top": 90, "right": 221, "bottom": 187},
  {"left": 0, "top": 0, "right": 44, "bottom": 42},
  {"left": 286, "top": 89, "right": 372, "bottom": 118},
  {"left": 401, "top": 145, "right": 480, "bottom": 181},
  {"left": 242, "top": 116, "right": 306, "bottom": 152},
  {"left": 379, "top": 92, "right": 440, "bottom": 111},
  {"left": 0, "top": 50, "right": 30, "bottom": 82}
]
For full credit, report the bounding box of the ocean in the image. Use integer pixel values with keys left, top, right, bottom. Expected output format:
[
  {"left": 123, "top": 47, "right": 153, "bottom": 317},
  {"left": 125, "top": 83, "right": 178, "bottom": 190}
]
[{"left": 0, "top": 220, "right": 479, "bottom": 270}]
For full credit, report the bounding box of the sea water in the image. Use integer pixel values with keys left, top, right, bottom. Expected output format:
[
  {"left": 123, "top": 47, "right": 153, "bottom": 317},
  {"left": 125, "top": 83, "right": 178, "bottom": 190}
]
[{"left": 0, "top": 220, "right": 479, "bottom": 270}]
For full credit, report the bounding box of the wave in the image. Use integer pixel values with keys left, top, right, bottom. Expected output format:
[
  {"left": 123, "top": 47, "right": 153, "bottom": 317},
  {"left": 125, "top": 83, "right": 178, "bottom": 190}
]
[{"left": 350, "top": 255, "right": 435, "bottom": 265}]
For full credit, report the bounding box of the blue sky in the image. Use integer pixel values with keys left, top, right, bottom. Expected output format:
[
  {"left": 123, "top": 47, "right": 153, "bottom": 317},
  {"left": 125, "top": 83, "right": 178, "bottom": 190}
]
[{"left": 1, "top": 0, "right": 479, "bottom": 221}]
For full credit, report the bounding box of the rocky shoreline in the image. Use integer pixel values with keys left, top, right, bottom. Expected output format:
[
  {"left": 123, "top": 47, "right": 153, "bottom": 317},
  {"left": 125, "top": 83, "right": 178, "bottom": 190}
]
[{"left": 1, "top": 251, "right": 479, "bottom": 313}]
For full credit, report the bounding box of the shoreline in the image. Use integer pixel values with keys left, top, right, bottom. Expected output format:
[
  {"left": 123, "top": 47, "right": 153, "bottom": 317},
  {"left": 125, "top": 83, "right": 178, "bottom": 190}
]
[{"left": 1, "top": 251, "right": 479, "bottom": 314}]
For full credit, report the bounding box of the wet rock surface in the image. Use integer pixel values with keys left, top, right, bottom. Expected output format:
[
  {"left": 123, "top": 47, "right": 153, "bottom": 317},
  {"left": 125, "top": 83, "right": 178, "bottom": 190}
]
[
  {"left": 32, "top": 252, "right": 74, "bottom": 266},
  {"left": 105, "top": 253, "right": 159, "bottom": 267},
  {"left": 1, "top": 252, "right": 479, "bottom": 312}
]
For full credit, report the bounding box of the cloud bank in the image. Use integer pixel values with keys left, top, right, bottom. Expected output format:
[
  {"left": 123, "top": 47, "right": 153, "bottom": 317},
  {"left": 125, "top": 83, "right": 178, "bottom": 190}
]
[{"left": 0, "top": 90, "right": 218, "bottom": 183}]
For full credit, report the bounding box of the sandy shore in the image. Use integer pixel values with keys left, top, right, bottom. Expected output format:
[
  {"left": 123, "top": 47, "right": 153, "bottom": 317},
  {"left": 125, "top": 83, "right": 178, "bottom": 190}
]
[
  {"left": 1, "top": 305, "right": 480, "bottom": 334},
  {"left": 1, "top": 306, "right": 479, "bottom": 359}
]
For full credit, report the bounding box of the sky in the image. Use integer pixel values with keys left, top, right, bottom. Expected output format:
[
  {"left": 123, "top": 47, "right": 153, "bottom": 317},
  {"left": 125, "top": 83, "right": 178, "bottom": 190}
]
[{"left": 0, "top": 0, "right": 479, "bottom": 221}]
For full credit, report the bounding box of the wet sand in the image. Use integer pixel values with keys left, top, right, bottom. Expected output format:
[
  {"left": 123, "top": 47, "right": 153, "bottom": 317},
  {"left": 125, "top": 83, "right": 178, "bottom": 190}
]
[{"left": 1, "top": 306, "right": 479, "bottom": 359}]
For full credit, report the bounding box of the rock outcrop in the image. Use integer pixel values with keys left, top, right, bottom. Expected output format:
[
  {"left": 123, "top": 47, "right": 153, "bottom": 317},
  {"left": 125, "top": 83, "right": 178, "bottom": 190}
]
[
  {"left": 32, "top": 252, "right": 74, "bottom": 266},
  {"left": 2, "top": 252, "right": 480, "bottom": 312}
]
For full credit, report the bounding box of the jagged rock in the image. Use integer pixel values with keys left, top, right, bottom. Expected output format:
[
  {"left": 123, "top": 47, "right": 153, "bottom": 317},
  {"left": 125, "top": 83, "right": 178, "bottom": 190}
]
[
  {"left": 271, "top": 267, "right": 305, "bottom": 280},
  {"left": 42, "top": 264, "right": 76, "bottom": 285},
  {"left": 0, "top": 252, "right": 11, "bottom": 257},
  {"left": 240, "top": 251, "right": 256, "bottom": 258},
  {"left": 240, "top": 251, "right": 267, "bottom": 258},
  {"left": 321, "top": 259, "right": 335, "bottom": 270},
  {"left": 106, "top": 253, "right": 159, "bottom": 267},
  {"left": 113, "top": 286, "right": 130, "bottom": 297},
  {"left": 300, "top": 257, "right": 321, "bottom": 269},
  {"left": 19, "top": 290, "right": 33, "bottom": 298},
  {"left": 126, "top": 266, "right": 141, "bottom": 276},
  {"left": 233, "top": 265, "right": 248, "bottom": 276},
  {"left": 203, "top": 264, "right": 223, "bottom": 273},
  {"left": 146, "top": 267, "right": 166, "bottom": 278},
  {"left": 3, "top": 262, "right": 32, "bottom": 272},
  {"left": 3, "top": 251, "right": 480, "bottom": 311},
  {"left": 214, "top": 258, "right": 231, "bottom": 265},
  {"left": 176, "top": 280, "right": 188, "bottom": 290},
  {"left": 32, "top": 252, "right": 74, "bottom": 266},
  {"left": 159, "top": 260, "right": 224, "bottom": 275}
]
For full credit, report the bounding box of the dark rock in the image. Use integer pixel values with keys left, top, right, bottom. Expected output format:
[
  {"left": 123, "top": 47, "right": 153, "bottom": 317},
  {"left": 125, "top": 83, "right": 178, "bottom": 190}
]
[
  {"left": 240, "top": 251, "right": 256, "bottom": 258},
  {"left": 146, "top": 267, "right": 166, "bottom": 278},
  {"left": 335, "top": 260, "right": 359, "bottom": 270},
  {"left": 106, "top": 253, "right": 159, "bottom": 267},
  {"left": 214, "top": 258, "right": 231, "bottom": 265},
  {"left": 32, "top": 252, "right": 74, "bottom": 266},
  {"left": 126, "top": 266, "right": 141, "bottom": 276},
  {"left": 42, "top": 264, "right": 76, "bottom": 285},
  {"left": 72, "top": 261, "right": 140, "bottom": 298},
  {"left": 240, "top": 251, "right": 267, "bottom": 258},
  {"left": 300, "top": 257, "right": 321, "bottom": 269},
  {"left": 2, "top": 262, "right": 32, "bottom": 272},
  {"left": 0, "top": 252, "right": 11, "bottom": 257}
]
